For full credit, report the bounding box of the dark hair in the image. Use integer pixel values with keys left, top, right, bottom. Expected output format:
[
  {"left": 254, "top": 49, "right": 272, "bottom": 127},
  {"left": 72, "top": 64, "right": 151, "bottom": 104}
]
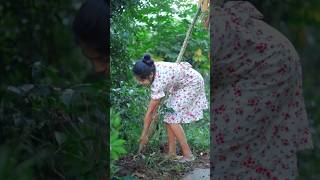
[
  {"left": 133, "top": 54, "right": 156, "bottom": 79},
  {"left": 72, "top": 0, "right": 108, "bottom": 56}
]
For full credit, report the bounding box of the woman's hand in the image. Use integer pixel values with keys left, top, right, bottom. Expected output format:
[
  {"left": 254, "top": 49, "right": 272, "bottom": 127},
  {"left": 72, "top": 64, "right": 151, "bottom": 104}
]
[
  {"left": 139, "top": 133, "right": 149, "bottom": 145},
  {"left": 138, "top": 133, "right": 148, "bottom": 153},
  {"left": 138, "top": 99, "right": 161, "bottom": 153},
  {"left": 141, "top": 99, "right": 161, "bottom": 136}
]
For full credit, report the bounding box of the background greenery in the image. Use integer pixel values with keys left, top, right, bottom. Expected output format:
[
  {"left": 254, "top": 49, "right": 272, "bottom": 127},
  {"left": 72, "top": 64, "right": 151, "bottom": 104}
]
[{"left": 0, "top": 0, "right": 107, "bottom": 179}]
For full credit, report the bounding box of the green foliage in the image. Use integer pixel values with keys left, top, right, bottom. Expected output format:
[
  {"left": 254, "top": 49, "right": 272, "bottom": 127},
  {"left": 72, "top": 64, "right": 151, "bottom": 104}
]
[
  {"left": 0, "top": 0, "right": 90, "bottom": 85},
  {"left": 185, "top": 111, "right": 210, "bottom": 151},
  {"left": 110, "top": 110, "right": 127, "bottom": 161},
  {"left": 0, "top": 145, "right": 39, "bottom": 180},
  {"left": 0, "top": 0, "right": 108, "bottom": 179},
  {"left": 110, "top": 109, "right": 127, "bottom": 177},
  {"left": 1, "top": 79, "right": 108, "bottom": 179},
  {"left": 111, "top": 81, "right": 149, "bottom": 152}
]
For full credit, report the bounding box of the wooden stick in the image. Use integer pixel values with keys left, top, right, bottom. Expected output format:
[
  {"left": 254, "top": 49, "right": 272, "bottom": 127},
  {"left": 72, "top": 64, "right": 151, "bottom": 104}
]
[{"left": 176, "top": 7, "right": 202, "bottom": 63}]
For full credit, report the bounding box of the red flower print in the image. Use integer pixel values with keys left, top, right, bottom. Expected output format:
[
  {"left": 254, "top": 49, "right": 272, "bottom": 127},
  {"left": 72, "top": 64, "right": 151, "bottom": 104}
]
[
  {"left": 282, "top": 112, "right": 290, "bottom": 120},
  {"left": 234, "top": 88, "right": 242, "bottom": 96},
  {"left": 219, "top": 155, "right": 227, "bottom": 161},
  {"left": 228, "top": 66, "right": 236, "bottom": 73},
  {"left": 282, "top": 139, "right": 289, "bottom": 146},
  {"left": 233, "top": 126, "right": 242, "bottom": 134},
  {"left": 247, "top": 98, "right": 259, "bottom": 106},
  {"left": 255, "top": 43, "right": 267, "bottom": 53},
  {"left": 243, "top": 156, "right": 256, "bottom": 168},
  {"left": 233, "top": 40, "right": 241, "bottom": 50},
  {"left": 236, "top": 108, "right": 243, "bottom": 115},
  {"left": 216, "top": 133, "right": 225, "bottom": 144},
  {"left": 230, "top": 144, "right": 241, "bottom": 151}
]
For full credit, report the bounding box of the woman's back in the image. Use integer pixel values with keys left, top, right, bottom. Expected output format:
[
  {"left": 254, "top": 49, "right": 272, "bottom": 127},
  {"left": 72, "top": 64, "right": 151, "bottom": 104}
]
[{"left": 210, "top": 1, "right": 313, "bottom": 179}]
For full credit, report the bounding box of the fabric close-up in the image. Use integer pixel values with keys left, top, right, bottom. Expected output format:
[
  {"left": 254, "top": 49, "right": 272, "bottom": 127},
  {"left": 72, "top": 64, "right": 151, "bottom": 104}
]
[
  {"left": 210, "top": 1, "right": 313, "bottom": 179},
  {"left": 151, "top": 61, "right": 208, "bottom": 124}
]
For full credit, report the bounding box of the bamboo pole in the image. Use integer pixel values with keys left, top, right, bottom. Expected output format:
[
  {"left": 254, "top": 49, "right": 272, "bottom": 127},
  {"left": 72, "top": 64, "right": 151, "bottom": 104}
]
[{"left": 176, "top": 7, "right": 202, "bottom": 63}]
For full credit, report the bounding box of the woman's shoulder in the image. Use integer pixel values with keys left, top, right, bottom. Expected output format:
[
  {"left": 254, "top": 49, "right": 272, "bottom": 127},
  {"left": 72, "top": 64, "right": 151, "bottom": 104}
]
[
  {"left": 155, "top": 61, "right": 177, "bottom": 67},
  {"left": 154, "top": 61, "right": 175, "bottom": 79},
  {"left": 155, "top": 61, "right": 172, "bottom": 64}
]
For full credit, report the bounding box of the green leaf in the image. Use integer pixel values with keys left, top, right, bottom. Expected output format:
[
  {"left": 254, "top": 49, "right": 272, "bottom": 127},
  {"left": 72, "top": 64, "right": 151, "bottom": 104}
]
[
  {"left": 60, "top": 89, "right": 74, "bottom": 106},
  {"left": 54, "top": 131, "right": 66, "bottom": 145}
]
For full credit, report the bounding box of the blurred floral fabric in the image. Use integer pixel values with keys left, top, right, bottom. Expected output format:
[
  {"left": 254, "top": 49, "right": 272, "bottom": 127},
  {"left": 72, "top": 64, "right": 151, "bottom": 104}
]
[{"left": 210, "top": 1, "right": 313, "bottom": 179}]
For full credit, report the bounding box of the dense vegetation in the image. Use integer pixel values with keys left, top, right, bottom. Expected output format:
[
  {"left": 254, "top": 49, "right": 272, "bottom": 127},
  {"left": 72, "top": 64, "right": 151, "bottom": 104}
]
[{"left": 0, "top": 1, "right": 107, "bottom": 179}]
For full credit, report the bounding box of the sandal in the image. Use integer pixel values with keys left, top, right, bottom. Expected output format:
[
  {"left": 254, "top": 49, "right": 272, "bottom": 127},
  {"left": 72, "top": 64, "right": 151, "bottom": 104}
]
[
  {"left": 164, "top": 154, "right": 183, "bottom": 160},
  {"left": 176, "top": 155, "right": 195, "bottom": 163}
]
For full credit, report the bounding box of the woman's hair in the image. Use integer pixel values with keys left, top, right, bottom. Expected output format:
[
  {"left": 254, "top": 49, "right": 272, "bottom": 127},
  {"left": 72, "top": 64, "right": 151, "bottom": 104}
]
[
  {"left": 133, "top": 54, "right": 156, "bottom": 79},
  {"left": 72, "top": 0, "right": 108, "bottom": 56}
]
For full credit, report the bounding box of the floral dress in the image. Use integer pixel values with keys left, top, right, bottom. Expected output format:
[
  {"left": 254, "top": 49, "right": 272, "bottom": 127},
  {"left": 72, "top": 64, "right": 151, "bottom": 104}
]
[
  {"left": 150, "top": 61, "right": 208, "bottom": 124},
  {"left": 210, "top": 1, "right": 313, "bottom": 179}
]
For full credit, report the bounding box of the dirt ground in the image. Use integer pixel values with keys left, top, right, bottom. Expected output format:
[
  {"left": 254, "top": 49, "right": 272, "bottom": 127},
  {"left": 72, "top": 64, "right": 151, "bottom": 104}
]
[{"left": 114, "top": 150, "right": 210, "bottom": 179}]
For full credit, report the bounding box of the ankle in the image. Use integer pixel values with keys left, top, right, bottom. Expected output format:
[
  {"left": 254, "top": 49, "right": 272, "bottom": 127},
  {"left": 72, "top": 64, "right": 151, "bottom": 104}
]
[
  {"left": 168, "top": 153, "right": 177, "bottom": 157},
  {"left": 183, "top": 153, "right": 193, "bottom": 159}
]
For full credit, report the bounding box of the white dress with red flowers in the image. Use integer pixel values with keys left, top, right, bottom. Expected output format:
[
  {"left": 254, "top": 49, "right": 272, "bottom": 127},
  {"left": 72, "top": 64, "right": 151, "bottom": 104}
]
[
  {"left": 210, "top": 1, "right": 313, "bottom": 179},
  {"left": 150, "top": 61, "right": 208, "bottom": 124}
]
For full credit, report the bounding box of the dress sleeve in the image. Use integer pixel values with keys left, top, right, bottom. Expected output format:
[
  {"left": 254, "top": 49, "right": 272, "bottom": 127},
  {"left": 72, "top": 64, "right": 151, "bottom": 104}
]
[
  {"left": 151, "top": 66, "right": 173, "bottom": 100},
  {"left": 150, "top": 78, "right": 166, "bottom": 100}
]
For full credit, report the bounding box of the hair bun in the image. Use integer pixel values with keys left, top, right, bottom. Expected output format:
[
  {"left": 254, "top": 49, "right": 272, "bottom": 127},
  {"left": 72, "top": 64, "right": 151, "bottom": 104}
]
[
  {"left": 142, "top": 54, "right": 154, "bottom": 67},
  {"left": 143, "top": 54, "right": 151, "bottom": 61}
]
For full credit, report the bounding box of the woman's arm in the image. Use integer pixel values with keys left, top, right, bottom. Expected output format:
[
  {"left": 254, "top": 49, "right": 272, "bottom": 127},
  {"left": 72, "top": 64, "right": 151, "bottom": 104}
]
[{"left": 141, "top": 99, "right": 161, "bottom": 137}]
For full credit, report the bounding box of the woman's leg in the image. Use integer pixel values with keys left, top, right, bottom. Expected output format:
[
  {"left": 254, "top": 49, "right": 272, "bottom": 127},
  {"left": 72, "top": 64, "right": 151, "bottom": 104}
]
[
  {"left": 168, "top": 123, "right": 192, "bottom": 158},
  {"left": 165, "top": 123, "right": 176, "bottom": 155}
]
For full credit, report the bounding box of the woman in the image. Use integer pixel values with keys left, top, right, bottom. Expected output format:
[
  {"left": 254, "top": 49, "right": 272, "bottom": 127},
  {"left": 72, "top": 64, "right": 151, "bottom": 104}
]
[
  {"left": 133, "top": 54, "right": 208, "bottom": 162},
  {"left": 210, "top": 1, "right": 313, "bottom": 179}
]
